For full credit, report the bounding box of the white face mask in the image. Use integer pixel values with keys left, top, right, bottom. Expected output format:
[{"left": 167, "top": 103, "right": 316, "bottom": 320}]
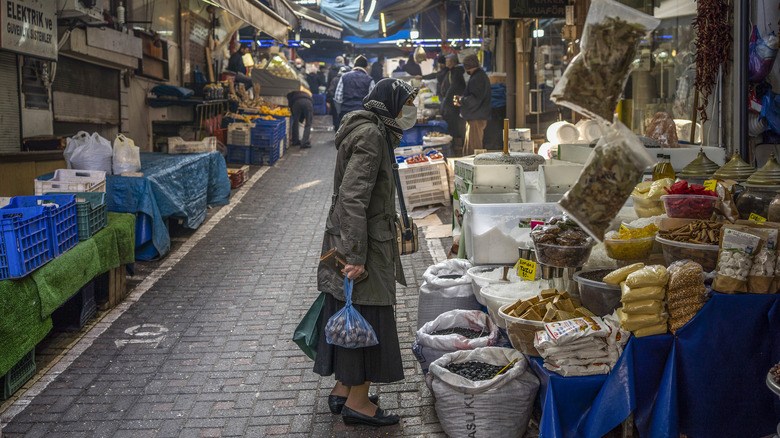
[{"left": 397, "top": 105, "right": 417, "bottom": 130}]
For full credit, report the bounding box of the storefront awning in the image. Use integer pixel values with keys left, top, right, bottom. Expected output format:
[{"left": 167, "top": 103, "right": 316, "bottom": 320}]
[
  {"left": 288, "top": 2, "right": 343, "bottom": 39},
  {"left": 202, "top": 0, "right": 290, "bottom": 43}
]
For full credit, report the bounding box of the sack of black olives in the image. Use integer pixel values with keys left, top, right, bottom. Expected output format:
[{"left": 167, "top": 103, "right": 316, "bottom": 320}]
[
  {"left": 558, "top": 121, "right": 654, "bottom": 242},
  {"left": 429, "top": 347, "right": 539, "bottom": 438},
  {"left": 550, "top": 0, "right": 660, "bottom": 122},
  {"left": 413, "top": 309, "right": 500, "bottom": 373},
  {"left": 324, "top": 277, "right": 379, "bottom": 349}
]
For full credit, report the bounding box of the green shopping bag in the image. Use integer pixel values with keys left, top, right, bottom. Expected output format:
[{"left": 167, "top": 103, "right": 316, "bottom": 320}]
[{"left": 293, "top": 292, "right": 326, "bottom": 360}]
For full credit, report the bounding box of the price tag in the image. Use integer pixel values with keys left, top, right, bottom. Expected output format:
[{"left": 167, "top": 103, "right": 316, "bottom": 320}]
[
  {"left": 749, "top": 213, "right": 767, "bottom": 224},
  {"left": 516, "top": 258, "right": 537, "bottom": 281},
  {"left": 703, "top": 180, "right": 718, "bottom": 191}
]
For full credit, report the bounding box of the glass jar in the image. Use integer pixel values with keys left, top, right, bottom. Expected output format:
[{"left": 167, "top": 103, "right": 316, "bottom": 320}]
[
  {"left": 736, "top": 185, "right": 780, "bottom": 220},
  {"left": 768, "top": 192, "right": 780, "bottom": 223}
]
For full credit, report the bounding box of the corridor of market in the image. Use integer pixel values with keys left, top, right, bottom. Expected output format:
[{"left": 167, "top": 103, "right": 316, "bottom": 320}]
[{"left": 0, "top": 117, "right": 458, "bottom": 437}]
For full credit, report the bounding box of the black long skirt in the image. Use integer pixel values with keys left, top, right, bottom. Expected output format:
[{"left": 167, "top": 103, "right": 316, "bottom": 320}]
[{"left": 313, "top": 293, "right": 404, "bottom": 386}]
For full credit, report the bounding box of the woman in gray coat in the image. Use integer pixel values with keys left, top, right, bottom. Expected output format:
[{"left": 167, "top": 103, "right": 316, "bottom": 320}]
[{"left": 313, "top": 78, "right": 418, "bottom": 427}]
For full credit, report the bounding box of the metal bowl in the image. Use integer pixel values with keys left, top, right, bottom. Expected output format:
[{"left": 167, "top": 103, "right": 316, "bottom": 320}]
[{"left": 767, "top": 372, "right": 780, "bottom": 398}]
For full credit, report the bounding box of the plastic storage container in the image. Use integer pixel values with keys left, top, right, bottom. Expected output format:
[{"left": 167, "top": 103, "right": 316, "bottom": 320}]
[
  {"left": 460, "top": 194, "right": 561, "bottom": 265},
  {"left": 479, "top": 282, "right": 541, "bottom": 329},
  {"left": 604, "top": 236, "right": 655, "bottom": 261},
  {"left": 500, "top": 303, "right": 545, "bottom": 357},
  {"left": 4, "top": 195, "right": 78, "bottom": 258},
  {"left": 45, "top": 192, "right": 107, "bottom": 241},
  {"left": 655, "top": 236, "right": 719, "bottom": 272},
  {"left": 227, "top": 123, "right": 252, "bottom": 146},
  {"left": 466, "top": 265, "right": 517, "bottom": 305},
  {"left": 397, "top": 160, "right": 450, "bottom": 210},
  {"left": 573, "top": 271, "right": 622, "bottom": 316},
  {"left": 52, "top": 280, "right": 96, "bottom": 331},
  {"left": 631, "top": 195, "right": 665, "bottom": 218},
  {"left": 0, "top": 205, "right": 51, "bottom": 280},
  {"left": 2, "top": 348, "right": 35, "bottom": 400},
  {"left": 34, "top": 169, "right": 106, "bottom": 196},
  {"left": 167, "top": 136, "right": 217, "bottom": 154},
  {"left": 661, "top": 195, "right": 718, "bottom": 219}
]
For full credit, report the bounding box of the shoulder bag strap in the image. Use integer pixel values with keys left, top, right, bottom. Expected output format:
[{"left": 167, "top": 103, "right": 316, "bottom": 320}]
[{"left": 385, "top": 134, "right": 413, "bottom": 240}]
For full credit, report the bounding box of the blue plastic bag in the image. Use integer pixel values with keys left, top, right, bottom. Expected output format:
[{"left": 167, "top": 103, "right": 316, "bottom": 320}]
[
  {"left": 324, "top": 277, "right": 379, "bottom": 349},
  {"left": 749, "top": 26, "right": 778, "bottom": 83}
]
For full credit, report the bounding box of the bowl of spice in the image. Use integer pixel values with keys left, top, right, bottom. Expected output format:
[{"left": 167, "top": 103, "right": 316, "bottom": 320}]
[
  {"left": 603, "top": 223, "right": 658, "bottom": 261},
  {"left": 573, "top": 269, "right": 622, "bottom": 317},
  {"left": 661, "top": 194, "right": 718, "bottom": 219}
]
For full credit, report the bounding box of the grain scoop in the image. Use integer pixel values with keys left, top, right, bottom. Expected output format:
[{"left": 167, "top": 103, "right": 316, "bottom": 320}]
[{"left": 472, "top": 119, "right": 545, "bottom": 171}]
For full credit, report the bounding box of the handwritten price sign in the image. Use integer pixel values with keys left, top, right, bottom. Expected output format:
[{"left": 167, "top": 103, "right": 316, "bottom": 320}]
[{"left": 515, "top": 258, "right": 537, "bottom": 281}]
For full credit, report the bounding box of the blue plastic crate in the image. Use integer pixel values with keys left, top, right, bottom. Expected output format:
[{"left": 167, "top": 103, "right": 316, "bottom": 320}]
[
  {"left": 226, "top": 144, "right": 252, "bottom": 164},
  {"left": 400, "top": 123, "right": 448, "bottom": 147},
  {"left": 250, "top": 147, "right": 279, "bottom": 166},
  {"left": 312, "top": 93, "right": 326, "bottom": 106},
  {"left": 6, "top": 195, "right": 78, "bottom": 257},
  {"left": 44, "top": 192, "right": 107, "bottom": 241},
  {"left": 0, "top": 206, "right": 51, "bottom": 280},
  {"left": 313, "top": 103, "right": 327, "bottom": 115}
]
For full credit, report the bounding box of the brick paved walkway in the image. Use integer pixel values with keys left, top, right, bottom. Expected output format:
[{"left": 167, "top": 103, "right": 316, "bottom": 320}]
[{"left": 0, "top": 117, "right": 454, "bottom": 437}]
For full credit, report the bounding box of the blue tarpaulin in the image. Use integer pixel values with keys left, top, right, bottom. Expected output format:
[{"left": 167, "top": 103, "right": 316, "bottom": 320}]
[
  {"left": 491, "top": 83, "right": 506, "bottom": 108},
  {"left": 530, "top": 292, "right": 780, "bottom": 438},
  {"left": 105, "top": 152, "right": 230, "bottom": 260}
]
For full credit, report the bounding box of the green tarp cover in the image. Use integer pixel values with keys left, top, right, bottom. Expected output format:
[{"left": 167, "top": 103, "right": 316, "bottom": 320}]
[{"left": 0, "top": 212, "right": 135, "bottom": 376}]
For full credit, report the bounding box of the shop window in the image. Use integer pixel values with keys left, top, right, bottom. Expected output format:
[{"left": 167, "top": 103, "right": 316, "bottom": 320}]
[{"left": 21, "top": 57, "right": 50, "bottom": 110}]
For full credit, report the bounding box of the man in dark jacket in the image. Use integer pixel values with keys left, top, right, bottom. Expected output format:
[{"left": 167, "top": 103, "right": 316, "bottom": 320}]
[
  {"left": 402, "top": 54, "right": 422, "bottom": 76},
  {"left": 454, "top": 54, "right": 491, "bottom": 155},
  {"left": 326, "top": 65, "right": 350, "bottom": 131},
  {"left": 287, "top": 88, "right": 314, "bottom": 148},
  {"left": 334, "top": 56, "right": 375, "bottom": 126},
  {"left": 227, "top": 43, "right": 252, "bottom": 89},
  {"left": 328, "top": 56, "right": 346, "bottom": 88},
  {"left": 441, "top": 54, "right": 467, "bottom": 148},
  {"left": 370, "top": 57, "right": 385, "bottom": 83}
]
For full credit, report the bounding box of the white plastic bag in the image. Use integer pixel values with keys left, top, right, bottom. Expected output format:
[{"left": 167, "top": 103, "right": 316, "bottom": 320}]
[
  {"left": 66, "top": 132, "right": 114, "bottom": 174},
  {"left": 429, "top": 347, "right": 539, "bottom": 438},
  {"left": 413, "top": 309, "right": 499, "bottom": 373},
  {"left": 113, "top": 134, "right": 141, "bottom": 174},
  {"left": 417, "top": 259, "right": 480, "bottom": 329}
]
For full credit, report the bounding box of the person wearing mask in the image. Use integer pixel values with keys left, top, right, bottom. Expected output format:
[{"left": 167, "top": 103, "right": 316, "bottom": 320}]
[
  {"left": 370, "top": 57, "right": 385, "bottom": 83},
  {"left": 454, "top": 54, "right": 491, "bottom": 156},
  {"left": 441, "top": 54, "right": 467, "bottom": 148},
  {"left": 334, "top": 56, "right": 375, "bottom": 126},
  {"left": 327, "top": 66, "right": 350, "bottom": 131},
  {"left": 227, "top": 43, "right": 253, "bottom": 90},
  {"left": 314, "top": 78, "right": 418, "bottom": 427},
  {"left": 402, "top": 54, "right": 422, "bottom": 76},
  {"left": 287, "top": 86, "right": 314, "bottom": 149}
]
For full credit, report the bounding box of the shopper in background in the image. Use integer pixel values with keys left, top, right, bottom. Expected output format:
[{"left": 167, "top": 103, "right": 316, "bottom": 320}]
[
  {"left": 328, "top": 56, "right": 347, "bottom": 88},
  {"left": 370, "top": 56, "right": 385, "bottom": 83},
  {"left": 327, "top": 65, "right": 350, "bottom": 131},
  {"left": 454, "top": 54, "right": 491, "bottom": 155},
  {"left": 314, "top": 78, "right": 418, "bottom": 427},
  {"left": 334, "top": 56, "right": 375, "bottom": 127},
  {"left": 418, "top": 55, "right": 447, "bottom": 95},
  {"left": 441, "top": 54, "right": 467, "bottom": 150},
  {"left": 287, "top": 86, "right": 314, "bottom": 149},
  {"left": 402, "top": 54, "right": 422, "bottom": 76},
  {"left": 393, "top": 60, "right": 406, "bottom": 73},
  {"left": 227, "top": 42, "right": 253, "bottom": 90}
]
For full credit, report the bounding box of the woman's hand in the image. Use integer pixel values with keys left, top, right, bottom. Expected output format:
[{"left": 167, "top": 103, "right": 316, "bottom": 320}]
[{"left": 342, "top": 264, "right": 365, "bottom": 280}]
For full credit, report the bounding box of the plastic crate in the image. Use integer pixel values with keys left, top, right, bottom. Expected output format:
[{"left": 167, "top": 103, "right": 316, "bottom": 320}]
[
  {"left": 250, "top": 146, "right": 279, "bottom": 166},
  {"left": 227, "top": 123, "right": 252, "bottom": 146},
  {"left": 2, "top": 348, "right": 35, "bottom": 400},
  {"left": 34, "top": 169, "right": 106, "bottom": 196},
  {"left": 227, "top": 165, "right": 249, "bottom": 188},
  {"left": 397, "top": 161, "right": 450, "bottom": 210},
  {"left": 0, "top": 206, "right": 51, "bottom": 280},
  {"left": 313, "top": 103, "right": 327, "bottom": 115},
  {"left": 226, "top": 145, "right": 251, "bottom": 164},
  {"left": 167, "top": 136, "right": 217, "bottom": 154},
  {"left": 7, "top": 195, "right": 79, "bottom": 257},
  {"left": 45, "top": 192, "right": 107, "bottom": 241},
  {"left": 400, "top": 124, "right": 446, "bottom": 147},
  {"left": 52, "top": 280, "right": 96, "bottom": 331},
  {"left": 312, "top": 93, "right": 326, "bottom": 106}
]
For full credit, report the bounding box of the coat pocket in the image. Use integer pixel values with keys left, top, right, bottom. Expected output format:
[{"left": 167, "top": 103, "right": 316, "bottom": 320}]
[{"left": 367, "top": 218, "right": 394, "bottom": 242}]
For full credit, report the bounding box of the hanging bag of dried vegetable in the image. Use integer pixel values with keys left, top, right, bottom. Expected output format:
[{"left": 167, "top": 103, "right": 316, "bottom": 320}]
[
  {"left": 550, "top": 0, "right": 660, "bottom": 122},
  {"left": 324, "top": 277, "right": 379, "bottom": 349},
  {"left": 558, "top": 121, "right": 655, "bottom": 242}
]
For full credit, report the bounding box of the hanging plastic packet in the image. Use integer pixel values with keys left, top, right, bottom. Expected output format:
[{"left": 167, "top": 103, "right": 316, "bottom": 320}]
[
  {"left": 324, "top": 277, "right": 379, "bottom": 348},
  {"left": 550, "top": 0, "right": 660, "bottom": 122},
  {"left": 736, "top": 220, "right": 779, "bottom": 293},
  {"left": 712, "top": 225, "right": 766, "bottom": 294},
  {"left": 559, "top": 121, "right": 655, "bottom": 242},
  {"left": 542, "top": 316, "right": 612, "bottom": 345},
  {"left": 749, "top": 26, "right": 779, "bottom": 83}
]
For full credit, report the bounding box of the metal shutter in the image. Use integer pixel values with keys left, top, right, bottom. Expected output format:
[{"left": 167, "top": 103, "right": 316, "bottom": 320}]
[
  {"left": 53, "top": 56, "right": 119, "bottom": 124},
  {"left": 0, "top": 52, "right": 21, "bottom": 153}
]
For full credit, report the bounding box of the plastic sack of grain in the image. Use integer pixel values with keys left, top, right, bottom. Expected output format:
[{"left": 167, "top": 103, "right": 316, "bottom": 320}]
[{"left": 417, "top": 259, "right": 480, "bottom": 329}]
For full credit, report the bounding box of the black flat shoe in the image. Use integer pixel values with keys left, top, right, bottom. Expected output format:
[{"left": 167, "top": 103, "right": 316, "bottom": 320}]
[
  {"left": 327, "top": 394, "right": 379, "bottom": 414},
  {"left": 341, "top": 406, "right": 399, "bottom": 427}
]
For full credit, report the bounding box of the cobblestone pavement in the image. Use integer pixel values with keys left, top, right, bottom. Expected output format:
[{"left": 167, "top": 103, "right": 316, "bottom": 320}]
[{"left": 0, "top": 117, "right": 455, "bottom": 437}]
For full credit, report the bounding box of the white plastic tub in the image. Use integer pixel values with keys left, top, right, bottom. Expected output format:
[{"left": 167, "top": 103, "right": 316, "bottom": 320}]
[
  {"left": 466, "top": 266, "right": 520, "bottom": 305},
  {"left": 479, "top": 282, "right": 542, "bottom": 329}
]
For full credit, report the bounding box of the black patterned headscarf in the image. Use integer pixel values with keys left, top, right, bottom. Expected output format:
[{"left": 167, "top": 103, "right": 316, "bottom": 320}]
[{"left": 363, "top": 78, "right": 418, "bottom": 143}]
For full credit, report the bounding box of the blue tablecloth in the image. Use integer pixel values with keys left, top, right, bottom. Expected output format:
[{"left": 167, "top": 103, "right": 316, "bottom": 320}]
[
  {"left": 530, "top": 293, "right": 780, "bottom": 438},
  {"left": 106, "top": 152, "right": 230, "bottom": 259}
]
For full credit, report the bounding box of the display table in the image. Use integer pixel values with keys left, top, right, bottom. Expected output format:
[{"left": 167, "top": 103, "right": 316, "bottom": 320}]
[
  {"left": 0, "top": 213, "right": 135, "bottom": 376},
  {"left": 106, "top": 151, "right": 231, "bottom": 260},
  {"left": 530, "top": 292, "right": 780, "bottom": 438}
]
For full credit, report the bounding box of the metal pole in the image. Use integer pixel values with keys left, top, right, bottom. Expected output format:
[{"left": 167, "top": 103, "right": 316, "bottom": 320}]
[
  {"left": 505, "top": 21, "right": 515, "bottom": 128},
  {"left": 737, "top": 0, "right": 748, "bottom": 159}
]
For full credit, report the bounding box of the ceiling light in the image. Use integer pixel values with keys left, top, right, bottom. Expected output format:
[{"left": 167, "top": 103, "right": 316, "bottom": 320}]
[
  {"left": 364, "top": 0, "right": 376, "bottom": 22},
  {"left": 410, "top": 29, "right": 419, "bottom": 39}
]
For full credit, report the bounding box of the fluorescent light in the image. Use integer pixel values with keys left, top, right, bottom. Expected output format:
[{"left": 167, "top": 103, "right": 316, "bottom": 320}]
[
  {"left": 410, "top": 29, "right": 419, "bottom": 39},
  {"left": 380, "top": 13, "right": 386, "bottom": 37},
  {"left": 364, "top": 0, "right": 376, "bottom": 22},
  {"left": 532, "top": 29, "right": 544, "bottom": 38}
]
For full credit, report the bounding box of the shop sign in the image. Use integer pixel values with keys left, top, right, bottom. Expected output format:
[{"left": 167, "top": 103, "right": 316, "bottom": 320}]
[
  {"left": 0, "top": 0, "right": 57, "bottom": 60},
  {"left": 509, "top": 0, "right": 566, "bottom": 18}
]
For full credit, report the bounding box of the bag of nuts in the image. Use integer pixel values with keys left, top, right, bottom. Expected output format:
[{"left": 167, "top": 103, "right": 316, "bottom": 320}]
[
  {"left": 324, "top": 277, "right": 379, "bottom": 349},
  {"left": 736, "top": 220, "right": 780, "bottom": 294},
  {"left": 712, "top": 225, "right": 767, "bottom": 294}
]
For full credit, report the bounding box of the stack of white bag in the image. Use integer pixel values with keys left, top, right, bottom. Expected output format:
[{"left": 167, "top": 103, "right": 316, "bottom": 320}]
[{"left": 534, "top": 314, "right": 629, "bottom": 377}]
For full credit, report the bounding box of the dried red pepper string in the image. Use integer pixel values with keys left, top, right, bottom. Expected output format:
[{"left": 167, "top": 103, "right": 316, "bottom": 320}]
[{"left": 692, "top": 0, "right": 733, "bottom": 122}]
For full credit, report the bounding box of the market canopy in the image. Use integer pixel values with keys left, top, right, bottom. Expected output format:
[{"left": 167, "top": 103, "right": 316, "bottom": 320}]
[
  {"left": 202, "top": 0, "right": 290, "bottom": 43},
  {"left": 319, "top": 0, "right": 439, "bottom": 38},
  {"left": 287, "top": 0, "right": 344, "bottom": 39}
]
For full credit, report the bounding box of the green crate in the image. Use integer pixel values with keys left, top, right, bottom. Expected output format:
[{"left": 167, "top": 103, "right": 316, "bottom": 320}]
[
  {"left": 45, "top": 192, "right": 107, "bottom": 240},
  {"left": 2, "top": 348, "right": 35, "bottom": 400}
]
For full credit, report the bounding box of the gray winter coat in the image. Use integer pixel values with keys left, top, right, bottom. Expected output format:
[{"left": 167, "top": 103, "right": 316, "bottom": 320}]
[{"left": 317, "top": 111, "right": 406, "bottom": 306}]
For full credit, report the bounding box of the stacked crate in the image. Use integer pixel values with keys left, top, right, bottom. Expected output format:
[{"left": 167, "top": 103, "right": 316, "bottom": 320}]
[
  {"left": 312, "top": 94, "right": 327, "bottom": 115},
  {"left": 250, "top": 118, "right": 285, "bottom": 166}
]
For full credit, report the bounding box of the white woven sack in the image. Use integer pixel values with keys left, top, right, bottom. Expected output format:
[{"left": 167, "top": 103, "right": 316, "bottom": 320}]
[
  {"left": 417, "top": 259, "right": 479, "bottom": 329},
  {"left": 429, "top": 347, "right": 540, "bottom": 438},
  {"left": 413, "top": 309, "right": 499, "bottom": 373}
]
